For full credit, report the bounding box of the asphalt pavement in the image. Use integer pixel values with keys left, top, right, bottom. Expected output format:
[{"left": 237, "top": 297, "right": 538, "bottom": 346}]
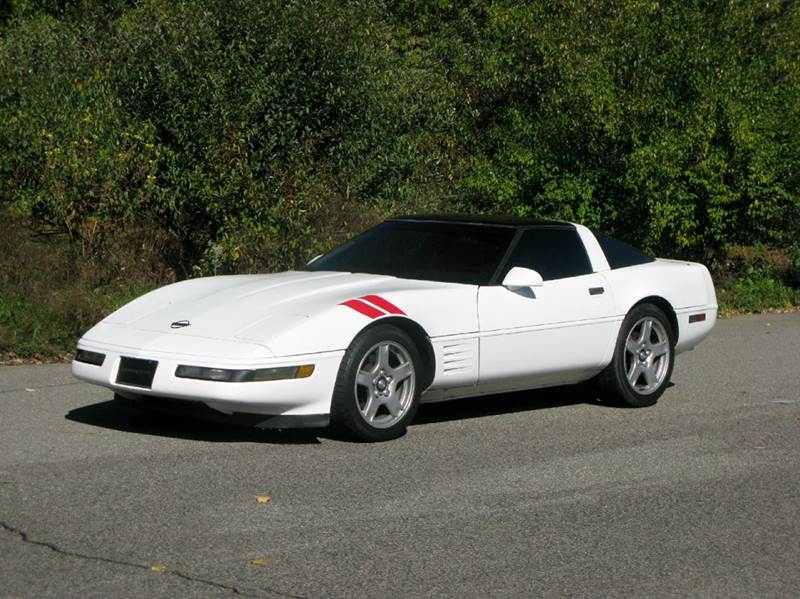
[{"left": 1, "top": 313, "right": 798, "bottom": 598}]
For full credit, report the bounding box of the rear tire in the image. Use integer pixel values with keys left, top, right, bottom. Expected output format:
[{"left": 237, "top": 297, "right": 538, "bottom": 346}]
[
  {"left": 330, "top": 325, "right": 421, "bottom": 442},
  {"left": 598, "top": 303, "right": 675, "bottom": 407}
]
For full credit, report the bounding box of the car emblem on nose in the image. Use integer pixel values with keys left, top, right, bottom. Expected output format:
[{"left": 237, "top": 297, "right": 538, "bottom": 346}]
[{"left": 170, "top": 320, "right": 191, "bottom": 329}]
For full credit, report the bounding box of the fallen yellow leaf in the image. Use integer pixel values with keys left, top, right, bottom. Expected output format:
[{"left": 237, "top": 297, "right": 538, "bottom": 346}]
[
  {"left": 255, "top": 495, "right": 271, "bottom": 504},
  {"left": 150, "top": 564, "right": 167, "bottom": 573},
  {"left": 250, "top": 559, "right": 268, "bottom": 567}
]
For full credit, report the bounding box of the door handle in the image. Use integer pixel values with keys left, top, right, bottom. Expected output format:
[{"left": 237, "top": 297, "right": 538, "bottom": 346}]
[{"left": 588, "top": 287, "right": 605, "bottom": 296}]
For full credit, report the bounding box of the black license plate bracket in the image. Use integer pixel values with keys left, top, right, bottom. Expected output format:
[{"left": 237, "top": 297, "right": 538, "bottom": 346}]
[{"left": 116, "top": 357, "right": 158, "bottom": 388}]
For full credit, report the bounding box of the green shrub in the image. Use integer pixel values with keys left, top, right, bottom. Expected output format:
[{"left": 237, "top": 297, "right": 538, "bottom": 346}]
[
  {"left": 3, "top": 0, "right": 798, "bottom": 268},
  {"left": 0, "top": 1, "right": 798, "bottom": 356},
  {"left": 717, "top": 244, "right": 800, "bottom": 313}
]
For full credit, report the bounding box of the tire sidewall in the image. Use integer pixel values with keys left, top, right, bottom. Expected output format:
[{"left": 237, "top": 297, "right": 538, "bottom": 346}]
[
  {"left": 610, "top": 304, "right": 676, "bottom": 407},
  {"left": 331, "top": 324, "right": 422, "bottom": 442}
]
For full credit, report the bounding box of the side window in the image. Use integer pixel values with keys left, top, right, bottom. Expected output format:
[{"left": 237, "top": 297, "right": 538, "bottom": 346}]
[{"left": 501, "top": 228, "right": 593, "bottom": 281}]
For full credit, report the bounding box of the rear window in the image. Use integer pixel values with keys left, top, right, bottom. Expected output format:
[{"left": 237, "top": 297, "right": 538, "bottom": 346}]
[{"left": 594, "top": 232, "right": 654, "bottom": 269}]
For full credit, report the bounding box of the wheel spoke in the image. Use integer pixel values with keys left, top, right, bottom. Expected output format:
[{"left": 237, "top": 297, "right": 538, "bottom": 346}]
[
  {"left": 377, "top": 343, "right": 391, "bottom": 370},
  {"left": 364, "top": 396, "right": 380, "bottom": 421},
  {"left": 390, "top": 362, "right": 413, "bottom": 383},
  {"left": 626, "top": 337, "right": 640, "bottom": 354},
  {"left": 651, "top": 341, "right": 669, "bottom": 358},
  {"left": 384, "top": 394, "right": 401, "bottom": 417},
  {"left": 627, "top": 362, "right": 642, "bottom": 386},
  {"left": 641, "top": 365, "right": 657, "bottom": 387},
  {"left": 356, "top": 371, "right": 373, "bottom": 388},
  {"left": 640, "top": 320, "right": 653, "bottom": 344}
]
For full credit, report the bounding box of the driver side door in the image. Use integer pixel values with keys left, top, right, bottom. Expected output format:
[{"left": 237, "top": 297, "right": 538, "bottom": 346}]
[{"left": 478, "top": 227, "right": 615, "bottom": 391}]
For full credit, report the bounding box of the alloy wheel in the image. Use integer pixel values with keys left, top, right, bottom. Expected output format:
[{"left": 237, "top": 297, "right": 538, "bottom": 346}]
[
  {"left": 623, "top": 317, "right": 671, "bottom": 395},
  {"left": 354, "top": 341, "right": 416, "bottom": 429}
]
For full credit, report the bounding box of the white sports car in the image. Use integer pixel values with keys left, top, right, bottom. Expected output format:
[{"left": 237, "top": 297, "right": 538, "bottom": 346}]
[{"left": 73, "top": 215, "right": 717, "bottom": 441}]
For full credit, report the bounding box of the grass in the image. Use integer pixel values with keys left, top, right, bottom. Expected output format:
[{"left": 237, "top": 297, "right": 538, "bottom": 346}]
[
  {"left": 715, "top": 244, "right": 800, "bottom": 315},
  {"left": 0, "top": 291, "right": 76, "bottom": 358},
  {"left": 0, "top": 213, "right": 167, "bottom": 361},
  {"left": 717, "top": 275, "right": 800, "bottom": 315},
  {"left": 0, "top": 284, "right": 156, "bottom": 361}
]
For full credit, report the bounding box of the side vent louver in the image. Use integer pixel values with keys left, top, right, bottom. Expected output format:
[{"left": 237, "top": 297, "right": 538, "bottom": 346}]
[{"left": 442, "top": 342, "right": 474, "bottom": 375}]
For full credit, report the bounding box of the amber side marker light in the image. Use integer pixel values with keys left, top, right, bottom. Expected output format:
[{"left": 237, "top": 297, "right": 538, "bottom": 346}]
[
  {"left": 689, "top": 313, "right": 707, "bottom": 323},
  {"left": 295, "top": 364, "right": 315, "bottom": 378}
]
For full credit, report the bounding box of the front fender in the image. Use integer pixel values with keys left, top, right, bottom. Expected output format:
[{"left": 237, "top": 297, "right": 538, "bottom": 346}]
[{"left": 239, "top": 286, "right": 479, "bottom": 358}]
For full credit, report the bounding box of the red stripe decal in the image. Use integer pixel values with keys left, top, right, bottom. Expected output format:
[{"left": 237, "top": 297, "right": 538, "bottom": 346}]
[
  {"left": 341, "top": 299, "right": 384, "bottom": 319},
  {"left": 361, "top": 294, "right": 406, "bottom": 315}
]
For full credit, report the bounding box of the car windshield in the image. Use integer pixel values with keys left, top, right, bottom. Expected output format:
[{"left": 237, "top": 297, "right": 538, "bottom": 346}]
[{"left": 306, "top": 220, "right": 516, "bottom": 285}]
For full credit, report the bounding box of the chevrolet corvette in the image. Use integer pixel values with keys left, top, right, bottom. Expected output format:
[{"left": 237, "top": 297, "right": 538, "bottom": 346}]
[{"left": 73, "top": 215, "right": 717, "bottom": 441}]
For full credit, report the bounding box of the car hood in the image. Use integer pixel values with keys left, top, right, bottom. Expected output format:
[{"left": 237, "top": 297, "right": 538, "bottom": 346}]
[{"left": 96, "top": 270, "right": 472, "bottom": 356}]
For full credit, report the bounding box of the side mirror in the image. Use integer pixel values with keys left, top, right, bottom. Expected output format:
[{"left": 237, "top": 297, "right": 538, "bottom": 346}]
[
  {"left": 307, "top": 254, "right": 323, "bottom": 266},
  {"left": 502, "top": 266, "right": 544, "bottom": 290}
]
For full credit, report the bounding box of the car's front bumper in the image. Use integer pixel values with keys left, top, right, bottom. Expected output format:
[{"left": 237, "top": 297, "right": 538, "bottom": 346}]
[{"left": 72, "top": 336, "right": 344, "bottom": 421}]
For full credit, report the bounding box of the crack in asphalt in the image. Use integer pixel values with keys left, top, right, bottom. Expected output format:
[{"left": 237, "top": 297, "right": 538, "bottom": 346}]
[{"left": 0, "top": 521, "right": 308, "bottom": 599}]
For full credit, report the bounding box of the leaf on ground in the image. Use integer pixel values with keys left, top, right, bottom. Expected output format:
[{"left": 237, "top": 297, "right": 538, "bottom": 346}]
[
  {"left": 255, "top": 495, "right": 271, "bottom": 504},
  {"left": 150, "top": 564, "right": 167, "bottom": 573},
  {"left": 24, "top": 388, "right": 35, "bottom": 392},
  {"left": 250, "top": 559, "right": 268, "bottom": 567}
]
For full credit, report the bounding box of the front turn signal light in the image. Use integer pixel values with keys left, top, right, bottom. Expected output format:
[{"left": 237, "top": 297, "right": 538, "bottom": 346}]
[{"left": 295, "top": 364, "right": 315, "bottom": 378}]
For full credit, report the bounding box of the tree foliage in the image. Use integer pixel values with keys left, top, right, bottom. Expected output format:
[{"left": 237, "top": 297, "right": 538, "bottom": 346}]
[{"left": 1, "top": 0, "right": 798, "bottom": 278}]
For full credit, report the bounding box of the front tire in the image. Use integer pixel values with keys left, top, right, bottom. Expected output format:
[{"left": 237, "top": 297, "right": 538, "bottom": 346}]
[
  {"left": 331, "top": 325, "right": 421, "bottom": 442},
  {"left": 598, "top": 303, "right": 675, "bottom": 407},
  {"left": 113, "top": 392, "right": 141, "bottom": 410}
]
